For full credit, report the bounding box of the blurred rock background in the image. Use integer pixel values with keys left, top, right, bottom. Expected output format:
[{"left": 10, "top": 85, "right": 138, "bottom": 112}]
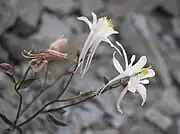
[{"left": 0, "top": 0, "right": 180, "bottom": 133}]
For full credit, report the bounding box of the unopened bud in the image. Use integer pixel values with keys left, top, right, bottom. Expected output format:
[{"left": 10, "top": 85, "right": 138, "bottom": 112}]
[{"left": 0, "top": 63, "right": 12, "bottom": 72}]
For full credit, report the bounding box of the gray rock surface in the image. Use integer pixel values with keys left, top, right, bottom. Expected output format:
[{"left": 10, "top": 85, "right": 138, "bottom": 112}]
[
  {"left": 29, "top": 12, "right": 72, "bottom": 45},
  {"left": 157, "top": 86, "right": 180, "bottom": 115},
  {"left": 172, "top": 17, "right": 180, "bottom": 38},
  {"left": 145, "top": 108, "right": 173, "bottom": 132},
  {"left": 80, "top": 0, "right": 104, "bottom": 17},
  {"left": 12, "top": 0, "right": 42, "bottom": 36},
  {"left": 43, "top": 0, "right": 78, "bottom": 15},
  {"left": 0, "top": 0, "right": 17, "bottom": 36},
  {"left": 160, "top": 0, "right": 180, "bottom": 16},
  {"left": 1, "top": 33, "right": 32, "bottom": 61}
]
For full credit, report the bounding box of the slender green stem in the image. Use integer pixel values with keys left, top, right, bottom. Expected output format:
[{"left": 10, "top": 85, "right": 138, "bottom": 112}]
[
  {"left": 16, "top": 94, "right": 95, "bottom": 128},
  {"left": 12, "top": 90, "right": 23, "bottom": 129},
  {"left": 16, "top": 64, "right": 78, "bottom": 128},
  {"left": 43, "top": 65, "right": 49, "bottom": 87},
  {"left": 16, "top": 66, "right": 31, "bottom": 90},
  {"left": 16, "top": 99, "right": 57, "bottom": 128},
  {"left": 12, "top": 67, "right": 30, "bottom": 130},
  {"left": 56, "top": 64, "right": 78, "bottom": 100},
  {"left": 42, "top": 95, "right": 96, "bottom": 113},
  {"left": 19, "top": 73, "right": 65, "bottom": 116}
]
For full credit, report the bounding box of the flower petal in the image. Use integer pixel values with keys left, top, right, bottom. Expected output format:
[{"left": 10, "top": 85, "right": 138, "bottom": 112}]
[
  {"left": 137, "top": 84, "right": 147, "bottom": 106},
  {"left": 128, "top": 55, "right": 136, "bottom": 68},
  {"left": 127, "top": 56, "right": 147, "bottom": 76},
  {"left": 81, "top": 38, "right": 101, "bottom": 78},
  {"left": 77, "top": 17, "right": 92, "bottom": 29},
  {"left": 116, "top": 87, "right": 128, "bottom": 114},
  {"left": 146, "top": 69, "right": 155, "bottom": 78},
  {"left": 104, "top": 38, "right": 122, "bottom": 56},
  {"left": 127, "top": 76, "right": 138, "bottom": 93},
  {"left": 113, "top": 52, "right": 123, "bottom": 73},
  {"left": 116, "top": 41, "right": 128, "bottom": 69},
  {"left": 79, "top": 32, "right": 96, "bottom": 74},
  {"left": 92, "top": 12, "right": 97, "bottom": 29},
  {"left": 140, "top": 79, "right": 149, "bottom": 84}
]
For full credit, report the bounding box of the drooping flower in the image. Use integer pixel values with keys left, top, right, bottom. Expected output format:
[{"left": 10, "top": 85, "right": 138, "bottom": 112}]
[
  {"left": 99, "top": 41, "right": 155, "bottom": 114},
  {"left": 22, "top": 38, "right": 76, "bottom": 74},
  {"left": 77, "top": 12, "right": 119, "bottom": 78}
]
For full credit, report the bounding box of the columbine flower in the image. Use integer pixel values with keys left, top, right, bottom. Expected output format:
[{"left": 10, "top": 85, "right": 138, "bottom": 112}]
[
  {"left": 99, "top": 41, "right": 155, "bottom": 114},
  {"left": 22, "top": 38, "right": 76, "bottom": 74},
  {"left": 77, "top": 12, "right": 119, "bottom": 78}
]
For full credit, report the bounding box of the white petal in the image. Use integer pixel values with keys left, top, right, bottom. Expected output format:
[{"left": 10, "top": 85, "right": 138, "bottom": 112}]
[
  {"left": 137, "top": 84, "right": 147, "bottom": 106},
  {"left": 103, "top": 29, "right": 119, "bottom": 37},
  {"left": 127, "top": 76, "right": 138, "bottom": 93},
  {"left": 113, "top": 52, "right": 123, "bottom": 73},
  {"left": 116, "top": 41, "right": 128, "bottom": 69},
  {"left": 92, "top": 12, "right": 97, "bottom": 29},
  {"left": 116, "top": 87, "right": 128, "bottom": 114},
  {"left": 128, "top": 55, "right": 136, "bottom": 68},
  {"left": 77, "top": 17, "right": 92, "bottom": 29},
  {"left": 140, "top": 79, "right": 149, "bottom": 84},
  {"left": 79, "top": 32, "right": 96, "bottom": 73},
  {"left": 81, "top": 38, "right": 101, "bottom": 78},
  {"left": 128, "top": 56, "right": 147, "bottom": 76},
  {"left": 104, "top": 38, "right": 122, "bottom": 56},
  {"left": 146, "top": 69, "right": 155, "bottom": 78}
]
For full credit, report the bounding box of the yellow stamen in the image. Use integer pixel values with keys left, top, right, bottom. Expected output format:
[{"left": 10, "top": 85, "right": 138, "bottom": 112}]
[
  {"left": 140, "top": 68, "right": 149, "bottom": 76},
  {"left": 104, "top": 17, "right": 114, "bottom": 28}
]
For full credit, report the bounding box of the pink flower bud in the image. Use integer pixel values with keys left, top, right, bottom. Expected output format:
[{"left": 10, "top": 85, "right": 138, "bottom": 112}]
[{"left": 0, "top": 63, "right": 12, "bottom": 72}]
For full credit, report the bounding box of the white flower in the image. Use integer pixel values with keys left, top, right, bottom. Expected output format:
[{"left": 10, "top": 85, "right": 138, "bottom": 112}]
[
  {"left": 99, "top": 41, "right": 155, "bottom": 114},
  {"left": 77, "top": 12, "right": 119, "bottom": 78}
]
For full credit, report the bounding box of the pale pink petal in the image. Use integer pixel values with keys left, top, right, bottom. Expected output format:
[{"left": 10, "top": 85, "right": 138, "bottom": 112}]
[
  {"left": 113, "top": 52, "right": 123, "bottom": 73},
  {"left": 50, "top": 38, "right": 67, "bottom": 51},
  {"left": 137, "top": 84, "right": 147, "bottom": 106}
]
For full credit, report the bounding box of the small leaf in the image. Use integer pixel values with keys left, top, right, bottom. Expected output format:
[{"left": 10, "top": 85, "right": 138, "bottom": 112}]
[
  {"left": 56, "top": 109, "right": 66, "bottom": 115},
  {"left": 0, "top": 113, "right": 13, "bottom": 126},
  {"left": 103, "top": 76, "right": 109, "bottom": 84},
  {"left": 20, "top": 77, "right": 37, "bottom": 89},
  {"left": 4, "top": 71, "right": 15, "bottom": 83},
  {"left": 46, "top": 114, "right": 68, "bottom": 126}
]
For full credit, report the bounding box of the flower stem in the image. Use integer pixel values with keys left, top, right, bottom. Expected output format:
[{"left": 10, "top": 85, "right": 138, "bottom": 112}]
[
  {"left": 12, "top": 67, "right": 30, "bottom": 129},
  {"left": 12, "top": 90, "right": 23, "bottom": 130},
  {"left": 19, "top": 73, "right": 65, "bottom": 116},
  {"left": 15, "top": 64, "right": 78, "bottom": 128},
  {"left": 42, "top": 94, "right": 96, "bottom": 113}
]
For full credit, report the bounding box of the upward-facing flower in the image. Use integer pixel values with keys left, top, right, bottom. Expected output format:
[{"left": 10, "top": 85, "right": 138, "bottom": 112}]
[
  {"left": 99, "top": 41, "right": 155, "bottom": 114},
  {"left": 22, "top": 38, "right": 76, "bottom": 74},
  {"left": 77, "top": 12, "right": 119, "bottom": 78}
]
